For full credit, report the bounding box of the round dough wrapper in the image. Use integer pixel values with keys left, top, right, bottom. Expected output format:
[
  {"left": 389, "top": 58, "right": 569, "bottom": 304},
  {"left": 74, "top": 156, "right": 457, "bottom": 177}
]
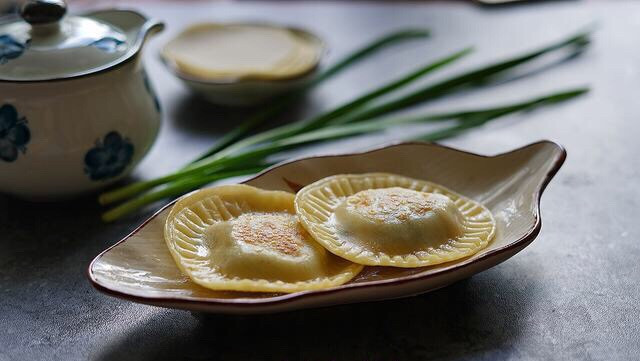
[
  {"left": 295, "top": 173, "right": 496, "bottom": 268},
  {"left": 162, "top": 23, "right": 322, "bottom": 81},
  {"left": 164, "top": 184, "right": 363, "bottom": 293}
]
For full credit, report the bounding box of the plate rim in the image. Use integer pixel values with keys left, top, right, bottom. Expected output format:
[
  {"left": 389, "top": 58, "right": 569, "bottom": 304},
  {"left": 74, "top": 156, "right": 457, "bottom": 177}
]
[{"left": 87, "top": 140, "right": 566, "bottom": 309}]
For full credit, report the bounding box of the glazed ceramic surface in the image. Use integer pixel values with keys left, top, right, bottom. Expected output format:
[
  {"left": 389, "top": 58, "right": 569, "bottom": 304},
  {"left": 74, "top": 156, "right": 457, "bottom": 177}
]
[
  {"left": 0, "top": 2, "right": 164, "bottom": 198},
  {"left": 160, "top": 23, "right": 323, "bottom": 106},
  {"left": 178, "top": 69, "right": 318, "bottom": 107},
  {"left": 89, "top": 141, "right": 565, "bottom": 314}
]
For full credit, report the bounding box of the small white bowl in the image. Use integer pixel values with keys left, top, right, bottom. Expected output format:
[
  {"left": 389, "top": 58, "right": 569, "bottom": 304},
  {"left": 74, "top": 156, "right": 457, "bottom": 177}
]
[
  {"left": 160, "top": 23, "right": 324, "bottom": 107},
  {"left": 171, "top": 67, "right": 319, "bottom": 107}
]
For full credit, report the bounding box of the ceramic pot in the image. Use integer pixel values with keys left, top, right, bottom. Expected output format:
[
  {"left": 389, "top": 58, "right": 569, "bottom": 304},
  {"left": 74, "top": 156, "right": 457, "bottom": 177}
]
[{"left": 0, "top": 0, "right": 164, "bottom": 198}]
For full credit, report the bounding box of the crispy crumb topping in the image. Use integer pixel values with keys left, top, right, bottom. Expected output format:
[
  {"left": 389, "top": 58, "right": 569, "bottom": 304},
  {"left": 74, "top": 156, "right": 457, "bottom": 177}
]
[
  {"left": 231, "top": 212, "right": 306, "bottom": 256},
  {"left": 345, "top": 187, "right": 448, "bottom": 224}
]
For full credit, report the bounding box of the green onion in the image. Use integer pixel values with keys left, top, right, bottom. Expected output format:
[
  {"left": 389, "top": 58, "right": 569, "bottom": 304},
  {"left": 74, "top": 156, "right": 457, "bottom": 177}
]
[
  {"left": 99, "top": 47, "right": 471, "bottom": 206},
  {"left": 327, "top": 31, "right": 589, "bottom": 126},
  {"left": 101, "top": 87, "right": 588, "bottom": 221},
  {"left": 100, "top": 31, "right": 588, "bottom": 206},
  {"left": 414, "top": 88, "right": 589, "bottom": 141},
  {"left": 183, "top": 88, "right": 590, "bottom": 169}
]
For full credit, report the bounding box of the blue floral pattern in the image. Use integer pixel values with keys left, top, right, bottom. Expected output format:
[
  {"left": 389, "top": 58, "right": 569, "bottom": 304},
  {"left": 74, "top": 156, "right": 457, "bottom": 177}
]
[
  {"left": 142, "top": 70, "right": 161, "bottom": 114},
  {"left": 84, "top": 131, "right": 134, "bottom": 181},
  {"left": 90, "top": 37, "right": 125, "bottom": 53},
  {"left": 0, "top": 34, "right": 27, "bottom": 64},
  {"left": 0, "top": 104, "right": 30, "bottom": 162}
]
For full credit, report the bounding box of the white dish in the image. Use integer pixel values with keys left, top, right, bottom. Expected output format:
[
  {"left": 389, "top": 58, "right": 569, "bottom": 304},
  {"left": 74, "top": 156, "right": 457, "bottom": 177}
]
[{"left": 89, "top": 141, "right": 565, "bottom": 314}]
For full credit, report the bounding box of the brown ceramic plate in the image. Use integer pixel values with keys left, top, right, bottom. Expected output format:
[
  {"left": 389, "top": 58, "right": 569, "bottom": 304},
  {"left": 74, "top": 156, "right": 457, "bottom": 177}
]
[{"left": 88, "top": 141, "right": 565, "bottom": 314}]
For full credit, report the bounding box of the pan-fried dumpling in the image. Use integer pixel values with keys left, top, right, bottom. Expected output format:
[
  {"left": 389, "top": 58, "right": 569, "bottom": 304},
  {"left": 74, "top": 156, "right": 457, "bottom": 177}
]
[
  {"left": 295, "top": 173, "right": 496, "bottom": 268},
  {"left": 164, "top": 184, "right": 363, "bottom": 293}
]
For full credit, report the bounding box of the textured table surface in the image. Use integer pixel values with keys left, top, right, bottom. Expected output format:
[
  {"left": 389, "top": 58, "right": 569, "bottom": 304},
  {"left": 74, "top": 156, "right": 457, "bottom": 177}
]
[{"left": 2, "top": 1, "right": 640, "bottom": 360}]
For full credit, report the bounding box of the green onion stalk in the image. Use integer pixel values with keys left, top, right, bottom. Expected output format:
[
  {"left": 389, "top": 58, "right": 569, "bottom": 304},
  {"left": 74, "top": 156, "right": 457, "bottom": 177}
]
[
  {"left": 100, "top": 30, "right": 590, "bottom": 208},
  {"left": 99, "top": 46, "right": 470, "bottom": 205},
  {"left": 101, "top": 87, "right": 588, "bottom": 222}
]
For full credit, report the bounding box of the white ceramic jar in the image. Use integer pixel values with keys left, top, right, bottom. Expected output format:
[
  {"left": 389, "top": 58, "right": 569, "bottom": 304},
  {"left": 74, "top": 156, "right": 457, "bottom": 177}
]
[{"left": 0, "top": 0, "right": 164, "bottom": 199}]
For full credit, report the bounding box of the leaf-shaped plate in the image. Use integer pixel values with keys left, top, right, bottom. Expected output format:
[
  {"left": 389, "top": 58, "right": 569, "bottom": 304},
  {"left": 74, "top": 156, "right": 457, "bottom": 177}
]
[{"left": 88, "top": 141, "right": 565, "bottom": 314}]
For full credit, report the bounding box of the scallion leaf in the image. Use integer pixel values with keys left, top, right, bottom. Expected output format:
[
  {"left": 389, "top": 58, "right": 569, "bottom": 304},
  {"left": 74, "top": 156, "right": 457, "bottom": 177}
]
[{"left": 101, "top": 87, "right": 587, "bottom": 221}]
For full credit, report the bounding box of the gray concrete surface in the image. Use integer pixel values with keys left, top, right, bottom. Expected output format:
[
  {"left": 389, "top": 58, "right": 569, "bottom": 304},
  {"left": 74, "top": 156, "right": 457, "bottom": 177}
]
[{"left": 1, "top": 1, "right": 639, "bottom": 360}]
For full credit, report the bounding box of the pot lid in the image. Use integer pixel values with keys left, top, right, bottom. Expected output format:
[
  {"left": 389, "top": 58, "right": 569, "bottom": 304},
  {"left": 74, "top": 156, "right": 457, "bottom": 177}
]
[{"left": 0, "top": 0, "right": 134, "bottom": 81}]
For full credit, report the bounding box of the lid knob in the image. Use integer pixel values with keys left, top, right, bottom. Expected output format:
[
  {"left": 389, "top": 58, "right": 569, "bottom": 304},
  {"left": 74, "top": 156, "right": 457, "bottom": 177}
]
[{"left": 20, "top": 0, "right": 67, "bottom": 25}]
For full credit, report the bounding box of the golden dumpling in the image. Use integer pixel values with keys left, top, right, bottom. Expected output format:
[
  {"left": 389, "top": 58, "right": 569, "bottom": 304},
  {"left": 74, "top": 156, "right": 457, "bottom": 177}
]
[
  {"left": 164, "top": 184, "right": 362, "bottom": 293},
  {"left": 295, "top": 173, "right": 496, "bottom": 268}
]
